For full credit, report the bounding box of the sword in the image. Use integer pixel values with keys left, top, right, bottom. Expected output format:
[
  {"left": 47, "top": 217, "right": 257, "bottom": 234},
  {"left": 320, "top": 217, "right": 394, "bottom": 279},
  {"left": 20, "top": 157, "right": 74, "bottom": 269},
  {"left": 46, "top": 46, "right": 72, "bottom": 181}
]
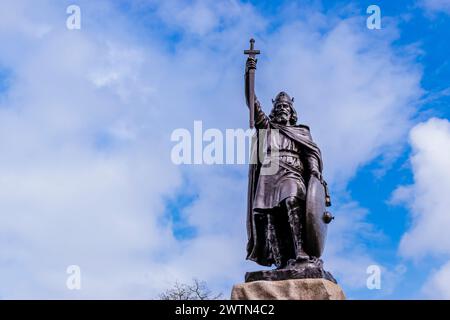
[{"left": 244, "top": 39, "right": 260, "bottom": 128}]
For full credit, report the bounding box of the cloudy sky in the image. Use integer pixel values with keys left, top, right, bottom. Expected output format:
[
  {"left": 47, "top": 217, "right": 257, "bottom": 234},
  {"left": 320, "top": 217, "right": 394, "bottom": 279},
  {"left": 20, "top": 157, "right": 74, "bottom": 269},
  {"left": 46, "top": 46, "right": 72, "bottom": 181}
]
[{"left": 0, "top": 0, "right": 449, "bottom": 299}]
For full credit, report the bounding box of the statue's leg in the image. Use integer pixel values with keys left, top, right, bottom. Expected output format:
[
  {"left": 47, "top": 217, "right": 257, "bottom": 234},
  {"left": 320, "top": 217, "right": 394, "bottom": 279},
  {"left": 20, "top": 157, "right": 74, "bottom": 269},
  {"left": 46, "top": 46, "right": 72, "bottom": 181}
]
[
  {"left": 285, "top": 196, "right": 309, "bottom": 261},
  {"left": 267, "top": 213, "right": 285, "bottom": 269}
]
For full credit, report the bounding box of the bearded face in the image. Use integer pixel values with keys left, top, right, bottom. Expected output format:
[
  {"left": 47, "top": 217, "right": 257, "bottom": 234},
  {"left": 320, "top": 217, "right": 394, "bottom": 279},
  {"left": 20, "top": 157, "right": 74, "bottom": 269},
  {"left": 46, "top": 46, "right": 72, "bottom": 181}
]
[{"left": 272, "top": 102, "right": 293, "bottom": 125}]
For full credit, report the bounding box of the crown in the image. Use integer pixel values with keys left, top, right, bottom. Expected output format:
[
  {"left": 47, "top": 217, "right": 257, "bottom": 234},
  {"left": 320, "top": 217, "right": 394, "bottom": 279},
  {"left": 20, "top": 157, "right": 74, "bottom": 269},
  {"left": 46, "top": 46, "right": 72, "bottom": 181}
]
[{"left": 272, "top": 91, "right": 294, "bottom": 105}]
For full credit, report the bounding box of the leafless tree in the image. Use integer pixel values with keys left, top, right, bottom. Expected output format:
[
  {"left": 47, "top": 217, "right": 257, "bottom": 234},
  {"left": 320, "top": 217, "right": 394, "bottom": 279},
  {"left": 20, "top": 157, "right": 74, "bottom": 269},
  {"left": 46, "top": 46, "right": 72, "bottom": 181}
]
[{"left": 159, "top": 278, "right": 223, "bottom": 300}]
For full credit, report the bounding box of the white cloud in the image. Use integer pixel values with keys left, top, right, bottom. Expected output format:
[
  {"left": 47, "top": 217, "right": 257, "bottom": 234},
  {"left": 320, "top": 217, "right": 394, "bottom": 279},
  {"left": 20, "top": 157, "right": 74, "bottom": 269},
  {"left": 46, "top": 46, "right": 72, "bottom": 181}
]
[
  {"left": 392, "top": 118, "right": 450, "bottom": 298},
  {"left": 423, "top": 261, "right": 450, "bottom": 299},
  {"left": 393, "top": 118, "right": 450, "bottom": 259},
  {"left": 0, "top": 0, "right": 424, "bottom": 298},
  {"left": 420, "top": 0, "right": 450, "bottom": 14},
  {"left": 154, "top": 0, "right": 265, "bottom": 36}
]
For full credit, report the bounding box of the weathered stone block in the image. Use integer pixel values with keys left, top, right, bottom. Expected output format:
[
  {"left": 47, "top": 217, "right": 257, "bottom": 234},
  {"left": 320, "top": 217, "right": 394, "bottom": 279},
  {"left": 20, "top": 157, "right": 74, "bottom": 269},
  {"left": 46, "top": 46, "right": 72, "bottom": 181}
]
[{"left": 231, "top": 279, "right": 346, "bottom": 300}]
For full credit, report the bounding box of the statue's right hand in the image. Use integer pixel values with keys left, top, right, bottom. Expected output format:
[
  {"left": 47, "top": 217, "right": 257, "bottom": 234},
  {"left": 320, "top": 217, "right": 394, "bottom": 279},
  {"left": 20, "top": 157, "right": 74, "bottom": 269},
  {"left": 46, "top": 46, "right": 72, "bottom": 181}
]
[{"left": 246, "top": 57, "right": 257, "bottom": 70}]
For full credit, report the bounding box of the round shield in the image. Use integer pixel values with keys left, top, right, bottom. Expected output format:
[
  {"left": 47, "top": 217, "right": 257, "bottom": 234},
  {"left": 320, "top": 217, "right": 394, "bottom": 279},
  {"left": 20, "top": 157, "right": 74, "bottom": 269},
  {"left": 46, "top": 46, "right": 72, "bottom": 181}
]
[{"left": 304, "top": 175, "right": 328, "bottom": 258}]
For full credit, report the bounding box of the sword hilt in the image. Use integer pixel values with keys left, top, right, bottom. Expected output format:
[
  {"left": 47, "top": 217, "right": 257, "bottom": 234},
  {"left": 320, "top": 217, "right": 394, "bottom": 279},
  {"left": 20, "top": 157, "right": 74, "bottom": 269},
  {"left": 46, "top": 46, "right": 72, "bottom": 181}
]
[{"left": 244, "top": 38, "right": 260, "bottom": 58}]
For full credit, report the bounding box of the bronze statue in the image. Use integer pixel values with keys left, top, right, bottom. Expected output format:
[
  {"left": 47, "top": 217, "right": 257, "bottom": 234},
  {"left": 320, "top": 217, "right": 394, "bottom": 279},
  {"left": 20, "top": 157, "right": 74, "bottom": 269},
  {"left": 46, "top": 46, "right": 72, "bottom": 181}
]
[{"left": 244, "top": 39, "right": 335, "bottom": 283}]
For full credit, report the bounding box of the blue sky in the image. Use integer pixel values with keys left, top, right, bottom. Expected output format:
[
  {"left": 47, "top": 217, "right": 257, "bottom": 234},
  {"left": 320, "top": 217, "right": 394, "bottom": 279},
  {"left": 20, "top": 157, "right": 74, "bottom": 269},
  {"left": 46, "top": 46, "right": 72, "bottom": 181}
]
[
  {"left": 326, "top": 0, "right": 450, "bottom": 299},
  {"left": 0, "top": 0, "right": 450, "bottom": 299}
]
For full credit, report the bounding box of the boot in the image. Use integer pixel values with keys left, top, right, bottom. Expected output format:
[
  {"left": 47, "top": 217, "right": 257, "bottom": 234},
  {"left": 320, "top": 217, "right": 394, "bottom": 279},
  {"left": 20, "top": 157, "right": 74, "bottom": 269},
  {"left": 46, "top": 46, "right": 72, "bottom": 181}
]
[
  {"left": 287, "top": 207, "right": 309, "bottom": 262},
  {"left": 267, "top": 214, "right": 285, "bottom": 268}
]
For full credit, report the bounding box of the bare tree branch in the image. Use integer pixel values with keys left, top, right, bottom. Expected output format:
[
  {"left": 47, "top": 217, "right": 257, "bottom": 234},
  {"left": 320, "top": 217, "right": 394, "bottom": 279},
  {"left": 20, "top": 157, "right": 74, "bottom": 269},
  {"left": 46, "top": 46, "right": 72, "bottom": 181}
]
[{"left": 159, "top": 278, "right": 223, "bottom": 300}]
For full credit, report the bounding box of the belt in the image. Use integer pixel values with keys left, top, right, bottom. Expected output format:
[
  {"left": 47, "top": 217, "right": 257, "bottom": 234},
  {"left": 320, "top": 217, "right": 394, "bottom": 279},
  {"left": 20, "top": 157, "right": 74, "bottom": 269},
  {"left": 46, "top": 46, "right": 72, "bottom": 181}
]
[
  {"left": 265, "top": 151, "right": 303, "bottom": 173},
  {"left": 276, "top": 150, "right": 300, "bottom": 158},
  {"left": 279, "top": 159, "right": 303, "bottom": 175},
  {"left": 266, "top": 151, "right": 301, "bottom": 163}
]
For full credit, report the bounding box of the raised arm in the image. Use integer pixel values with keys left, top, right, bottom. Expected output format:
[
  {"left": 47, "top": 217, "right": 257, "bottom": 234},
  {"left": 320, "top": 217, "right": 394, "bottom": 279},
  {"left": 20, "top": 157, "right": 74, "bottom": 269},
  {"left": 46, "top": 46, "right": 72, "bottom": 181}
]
[{"left": 245, "top": 57, "right": 269, "bottom": 129}]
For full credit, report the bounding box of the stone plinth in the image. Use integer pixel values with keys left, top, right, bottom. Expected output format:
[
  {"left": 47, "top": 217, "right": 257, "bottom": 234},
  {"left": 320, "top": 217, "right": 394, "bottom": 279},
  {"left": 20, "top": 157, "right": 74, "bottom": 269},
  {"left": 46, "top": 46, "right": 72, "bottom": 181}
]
[{"left": 231, "top": 279, "right": 346, "bottom": 300}]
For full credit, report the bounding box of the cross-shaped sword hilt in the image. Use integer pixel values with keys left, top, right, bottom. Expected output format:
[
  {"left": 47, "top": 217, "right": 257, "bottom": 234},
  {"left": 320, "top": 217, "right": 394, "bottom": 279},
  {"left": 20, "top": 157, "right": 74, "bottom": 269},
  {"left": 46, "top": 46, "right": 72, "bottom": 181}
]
[{"left": 244, "top": 38, "right": 260, "bottom": 58}]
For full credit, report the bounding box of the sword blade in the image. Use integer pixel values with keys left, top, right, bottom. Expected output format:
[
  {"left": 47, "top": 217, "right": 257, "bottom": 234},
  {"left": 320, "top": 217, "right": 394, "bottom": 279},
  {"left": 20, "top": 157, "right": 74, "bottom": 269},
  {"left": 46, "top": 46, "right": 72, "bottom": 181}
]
[{"left": 248, "top": 69, "right": 255, "bottom": 128}]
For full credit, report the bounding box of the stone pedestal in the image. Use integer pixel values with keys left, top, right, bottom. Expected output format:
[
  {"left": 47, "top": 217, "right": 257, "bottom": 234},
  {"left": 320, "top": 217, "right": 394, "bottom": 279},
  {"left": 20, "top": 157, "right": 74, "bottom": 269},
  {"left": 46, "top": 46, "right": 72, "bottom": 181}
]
[{"left": 231, "top": 279, "right": 346, "bottom": 300}]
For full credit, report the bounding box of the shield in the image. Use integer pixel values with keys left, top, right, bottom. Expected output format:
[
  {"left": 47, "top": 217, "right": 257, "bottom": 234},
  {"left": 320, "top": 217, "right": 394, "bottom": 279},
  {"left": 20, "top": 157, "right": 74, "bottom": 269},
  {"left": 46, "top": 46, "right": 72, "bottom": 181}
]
[{"left": 304, "top": 175, "right": 329, "bottom": 257}]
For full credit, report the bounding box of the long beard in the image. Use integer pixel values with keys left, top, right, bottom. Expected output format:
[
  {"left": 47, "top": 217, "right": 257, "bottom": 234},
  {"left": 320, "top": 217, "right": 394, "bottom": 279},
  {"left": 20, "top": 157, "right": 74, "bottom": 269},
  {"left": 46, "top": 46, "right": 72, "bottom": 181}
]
[{"left": 274, "top": 114, "right": 289, "bottom": 125}]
